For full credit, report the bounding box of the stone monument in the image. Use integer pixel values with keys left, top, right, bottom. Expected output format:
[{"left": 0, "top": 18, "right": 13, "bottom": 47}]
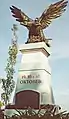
[
  {"left": 5, "top": 0, "right": 68, "bottom": 116},
  {"left": 15, "top": 41, "right": 54, "bottom": 109}
]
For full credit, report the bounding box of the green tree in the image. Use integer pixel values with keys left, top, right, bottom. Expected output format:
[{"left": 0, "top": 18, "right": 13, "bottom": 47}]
[
  {"left": 0, "top": 101, "right": 4, "bottom": 109},
  {"left": 0, "top": 24, "right": 18, "bottom": 105}
]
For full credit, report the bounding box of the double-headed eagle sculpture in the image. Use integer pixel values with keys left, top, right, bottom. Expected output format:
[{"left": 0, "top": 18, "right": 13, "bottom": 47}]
[{"left": 10, "top": 0, "right": 68, "bottom": 47}]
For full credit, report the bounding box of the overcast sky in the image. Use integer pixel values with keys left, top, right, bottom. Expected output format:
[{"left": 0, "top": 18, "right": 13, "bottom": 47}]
[{"left": 0, "top": 0, "right": 69, "bottom": 111}]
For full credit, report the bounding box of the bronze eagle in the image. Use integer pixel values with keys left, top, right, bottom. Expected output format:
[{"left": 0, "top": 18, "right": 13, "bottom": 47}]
[{"left": 10, "top": 0, "right": 68, "bottom": 46}]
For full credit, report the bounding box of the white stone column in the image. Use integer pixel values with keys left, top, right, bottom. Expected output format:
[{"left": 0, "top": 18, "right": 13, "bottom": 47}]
[{"left": 16, "top": 42, "right": 54, "bottom": 105}]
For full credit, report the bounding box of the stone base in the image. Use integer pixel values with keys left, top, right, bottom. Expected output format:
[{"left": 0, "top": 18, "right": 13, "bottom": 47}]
[{"left": 7, "top": 42, "right": 54, "bottom": 111}]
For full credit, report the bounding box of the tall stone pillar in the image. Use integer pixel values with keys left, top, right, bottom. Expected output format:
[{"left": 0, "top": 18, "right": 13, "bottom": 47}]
[{"left": 15, "top": 42, "right": 54, "bottom": 109}]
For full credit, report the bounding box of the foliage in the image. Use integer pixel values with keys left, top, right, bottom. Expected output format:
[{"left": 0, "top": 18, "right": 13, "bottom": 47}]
[
  {"left": 0, "top": 101, "right": 4, "bottom": 108},
  {"left": 2, "top": 104, "right": 69, "bottom": 119},
  {"left": 0, "top": 42, "right": 18, "bottom": 105}
]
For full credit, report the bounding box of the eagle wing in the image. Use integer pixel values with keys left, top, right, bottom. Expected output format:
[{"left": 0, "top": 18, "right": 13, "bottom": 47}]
[
  {"left": 10, "top": 5, "right": 33, "bottom": 27},
  {"left": 39, "top": 0, "right": 68, "bottom": 29}
]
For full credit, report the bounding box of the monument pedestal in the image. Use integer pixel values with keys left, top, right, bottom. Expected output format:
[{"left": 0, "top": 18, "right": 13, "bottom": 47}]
[{"left": 6, "top": 42, "right": 54, "bottom": 110}]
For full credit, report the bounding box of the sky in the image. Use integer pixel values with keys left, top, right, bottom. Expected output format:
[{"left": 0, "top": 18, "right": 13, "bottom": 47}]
[{"left": 0, "top": 0, "right": 69, "bottom": 111}]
